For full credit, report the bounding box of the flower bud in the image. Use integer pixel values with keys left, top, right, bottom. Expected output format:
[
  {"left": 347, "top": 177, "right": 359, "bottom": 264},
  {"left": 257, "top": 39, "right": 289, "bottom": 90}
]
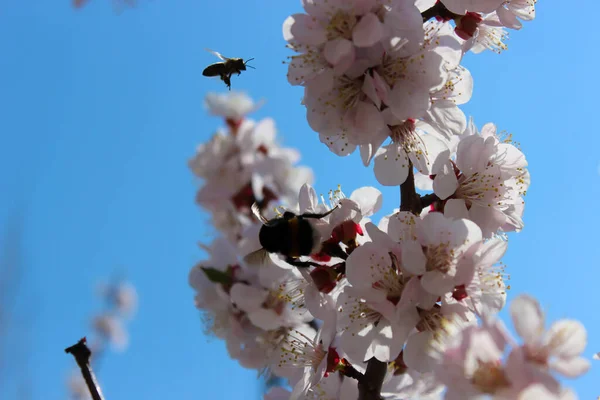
[
  {"left": 310, "top": 266, "right": 338, "bottom": 294},
  {"left": 455, "top": 12, "right": 483, "bottom": 40}
]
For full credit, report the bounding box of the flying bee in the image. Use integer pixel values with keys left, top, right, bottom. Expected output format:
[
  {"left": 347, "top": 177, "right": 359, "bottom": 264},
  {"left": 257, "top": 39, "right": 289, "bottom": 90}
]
[
  {"left": 202, "top": 49, "right": 255, "bottom": 90},
  {"left": 243, "top": 203, "right": 340, "bottom": 268}
]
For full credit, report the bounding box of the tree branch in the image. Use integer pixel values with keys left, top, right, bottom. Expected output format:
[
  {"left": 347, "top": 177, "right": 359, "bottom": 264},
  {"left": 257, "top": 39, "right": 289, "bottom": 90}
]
[
  {"left": 357, "top": 358, "right": 387, "bottom": 400},
  {"left": 400, "top": 162, "right": 421, "bottom": 214},
  {"left": 65, "top": 338, "right": 105, "bottom": 400},
  {"left": 342, "top": 364, "right": 364, "bottom": 381},
  {"left": 421, "top": 1, "right": 462, "bottom": 22},
  {"left": 420, "top": 193, "right": 439, "bottom": 210}
]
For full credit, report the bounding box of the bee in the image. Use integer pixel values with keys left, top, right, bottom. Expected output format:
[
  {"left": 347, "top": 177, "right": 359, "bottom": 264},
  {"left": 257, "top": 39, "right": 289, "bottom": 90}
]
[
  {"left": 202, "top": 49, "right": 255, "bottom": 90},
  {"left": 244, "top": 203, "right": 339, "bottom": 268}
]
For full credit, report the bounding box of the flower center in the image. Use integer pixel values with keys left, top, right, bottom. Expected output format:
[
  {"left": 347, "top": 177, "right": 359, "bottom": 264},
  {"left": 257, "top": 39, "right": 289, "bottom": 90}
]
[
  {"left": 454, "top": 171, "right": 505, "bottom": 209},
  {"left": 326, "top": 10, "right": 357, "bottom": 40},
  {"left": 389, "top": 119, "right": 430, "bottom": 163},
  {"left": 471, "top": 359, "right": 510, "bottom": 394},
  {"left": 278, "top": 330, "right": 327, "bottom": 371},
  {"left": 424, "top": 243, "right": 454, "bottom": 274},
  {"left": 416, "top": 305, "right": 444, "bottom": 332},
  {"left": 377, "top": 53, "right": 408, "bottom": 87},
  {"left": 277, "top": 277, "right": 308, "bottom": 311},
  {"left": 335, "top": 75, "right": 364, "bottom": 110},
  {"left": 370, "top": 252, "right": 406, "bottom": 300},
  {"left": 341, "top": 298, "right": 382, "bottom": 331}
]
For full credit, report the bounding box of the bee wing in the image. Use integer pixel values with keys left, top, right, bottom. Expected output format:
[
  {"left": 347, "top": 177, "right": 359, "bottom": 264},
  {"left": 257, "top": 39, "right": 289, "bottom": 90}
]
[
  {"left": 251, "top": 202, "right": 269, "bottom": 224},
  {"left": 204, "top": 48, "right": 229, "bottom": 61},
  {"left": 243, "top": 248, "right": 269, "bottom": 266}
]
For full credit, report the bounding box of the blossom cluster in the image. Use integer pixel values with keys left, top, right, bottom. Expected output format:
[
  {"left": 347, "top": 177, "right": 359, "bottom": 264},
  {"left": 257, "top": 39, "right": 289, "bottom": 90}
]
[
  {"left": 187, "top": 1, "right": 593, "bottom": 399},
  {"left": 189, "top": 92, "right": 313, "bottom": 242},
  {"left": 188, "top": 89, "right": 590, "bottom": 399},
  {"left": 188, "top": 93, "right": 319, "bottom": 376},
  {"left": 283, "top": 0, "right": 536, "bottom": 188},
  {"left": 66, "top": 279, "right": 137, "bottom": 400}
]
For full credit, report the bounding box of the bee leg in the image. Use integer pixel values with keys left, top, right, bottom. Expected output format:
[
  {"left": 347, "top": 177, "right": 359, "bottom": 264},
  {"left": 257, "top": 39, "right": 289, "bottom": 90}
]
[
  {"left": 301, "top": 205, "right": 339, "bottom": 220},
  {"left": 284, "top": 257, "right": 321, "bottom": 269}
]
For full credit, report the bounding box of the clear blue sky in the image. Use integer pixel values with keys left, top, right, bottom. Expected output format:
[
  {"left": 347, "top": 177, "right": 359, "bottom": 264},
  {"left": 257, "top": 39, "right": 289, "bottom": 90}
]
[{"left": 0, "top": 1, "right": 598, "bottom": 399}]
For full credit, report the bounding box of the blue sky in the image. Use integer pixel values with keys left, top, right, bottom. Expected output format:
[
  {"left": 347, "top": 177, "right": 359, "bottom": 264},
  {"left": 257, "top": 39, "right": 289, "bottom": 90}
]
[{"left": 0, "top": 1, "right": 599, "bottom": 399}]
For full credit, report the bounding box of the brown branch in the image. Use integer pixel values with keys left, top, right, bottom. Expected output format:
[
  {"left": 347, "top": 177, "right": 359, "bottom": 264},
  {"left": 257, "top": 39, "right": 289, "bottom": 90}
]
[
  {"left": 65, "top": 338, "right": 105, "bottom": 400},
  {"left": 357, "top": 359, "right": 387, "bottom": 400},
  {"left": 400, "top": 162, "right": 421, "bottom": 214},
  {"left": 421, "top": 1, "right": 462, "bottom": 22},
  {"left": 341, "top": 363, "right": 364, "bottom": 381},
  {"left": 420, "top": 193, "right": 439, "bottom": 210}
]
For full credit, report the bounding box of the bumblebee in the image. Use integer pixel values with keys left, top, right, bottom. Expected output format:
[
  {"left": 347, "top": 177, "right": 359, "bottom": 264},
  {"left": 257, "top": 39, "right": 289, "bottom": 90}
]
[
  {"left": 202, "top": 49, "right": 254, "bottom": 90},
  {"left": 244, "top": 203, "right": 340, "bottom": 268}
]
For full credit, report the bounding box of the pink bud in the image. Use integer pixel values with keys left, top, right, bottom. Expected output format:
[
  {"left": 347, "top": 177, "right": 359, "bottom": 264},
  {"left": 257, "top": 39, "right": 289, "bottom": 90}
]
[{"left": 455, "top": 12, "right": 483, "bottom": 40}]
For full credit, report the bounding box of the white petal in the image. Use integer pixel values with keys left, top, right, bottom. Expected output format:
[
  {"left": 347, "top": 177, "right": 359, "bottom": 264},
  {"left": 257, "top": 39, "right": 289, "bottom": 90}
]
[
  {"left": 362, "top": 73, "right": 381, "bottom": 109},
  {"left": 388, "top": 80, "right": 430, "bottom": 120},
  {"left": 352, "top": 12, "right": 384, "bottom": 47},
  {"left": 351, "top": 101, "right": 386, "bottom": 143},
  {"left": 324, "top": 38, "right": 354, "bottom": 66},
  {"left": 345, "top": 242, "right": 392, "bottom": 290},
  {"left": 410, "top": 134, "right": 450, "bottom": 175},
  {"left": 299, "top": 183, "right": 318, "bottom": 213},
  {"left": 283, "top": 14, "right": 328, "bottom": 46},
  {"left": 350, "top": 187, "right": 383, "bottom": 217},
  {"left": 248, "top": 308, "right": 282, "bottom": 330},
  {"left": 404, "top": 331, "right": 436, "bottom": 373},
  {"left": 400, "top": 240, "right": 427, "bottom": 275},
  {"left": 421, "top": 271, "right": 456, "bottom": 295},
  {"left": 373, "top": 143, "right": 409, "bottom": 186},
  {"left": 229, "top": 283, "right": 268, "bottom": 312},
  {"left": 444, "top": 199, "right": 469, "bottom": 219},
  {"left": 432, "top": 163, "right": 458, "bottom": 200},
  {"left": 544, "top": 320, "right": 587, "bottom": 359},
  {"left": 510, "top": 294, "right": 545, "bottom": 345},
  {"left": 475, "top": 237, "right": 507, "bottom": 267},
  {"left": 550, "top": 357, "right": 590, "bottom": 378}
]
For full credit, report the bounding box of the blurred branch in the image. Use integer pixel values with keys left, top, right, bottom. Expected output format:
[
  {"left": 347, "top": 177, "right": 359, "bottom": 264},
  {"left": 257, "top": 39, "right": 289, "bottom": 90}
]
[
  {"left": 357, "top": 359, "right": 386, "bottom": 400},
  {"left": 421, "top": 1, "right": 461, "bottom": 22},
  {"left": 65, "top": 338, "right": 105, "bottom": 400}
]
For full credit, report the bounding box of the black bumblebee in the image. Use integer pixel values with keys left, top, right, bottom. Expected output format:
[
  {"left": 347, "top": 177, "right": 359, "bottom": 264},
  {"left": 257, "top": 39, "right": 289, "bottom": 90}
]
[
  {"left": 202, "top": 49, "right": 254, "bottom": 90},
  {"left": 244, "top": 203, "right": 340, "bottom": 268}
]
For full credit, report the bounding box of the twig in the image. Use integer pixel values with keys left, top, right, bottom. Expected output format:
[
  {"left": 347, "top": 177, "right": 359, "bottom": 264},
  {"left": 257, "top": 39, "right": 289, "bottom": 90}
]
[
  {"left": 357, "top": 359, "right": 387, "bottom": 400},
  {"left": 65, "top": 338, "right": 105, "bottom": 400},
  {"left": 421, "top": 1, "right": 462, "bottom": 22},
  {"left": 400, "top": 162, "right": 421, "bottom": 214},
  {"left": 420, "top": 193, "right": 439, "bottom": 210}
]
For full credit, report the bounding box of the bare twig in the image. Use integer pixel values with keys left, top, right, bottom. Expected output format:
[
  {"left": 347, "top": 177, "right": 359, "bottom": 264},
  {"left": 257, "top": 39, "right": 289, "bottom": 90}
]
[
  {"left": 421, "top": 1, "right": 462, "bottom": 22},
  {"left": 420, "top": 193, "right": 440, "bottom": 210},
  {"left": 357, "top": 359, "right": 387, "bottom": 400},
  {"left": 400, "top": 162, "right": 421, "bottom": 214},
  {"left": 65, "top": 338, "right": 105, "bottom": 400}
]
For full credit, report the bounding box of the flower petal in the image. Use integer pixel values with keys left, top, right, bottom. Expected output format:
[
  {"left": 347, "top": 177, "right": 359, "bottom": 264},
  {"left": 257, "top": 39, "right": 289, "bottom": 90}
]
[
  {"left": 550, "top": 356, "right": 590, "bottom": 378},
  {"left": 230, "top": 283, "right": 268, "bottom": 312},
  {"left": 324, "top": 38, "right": 354, "bottom": 66},
  {"left": 352, "top": 12, "right": 384, "bottom": 47},
  {"left": 544, "top": 320, "right": 587, "bottom": 359},
  {"left": 400, "top": 240, "right": 427, "bottom": 275},
  {"left": 510, "top": 294, "right": 545, "bottom": 345},
  {"left": 432, "top": 163, "right": 458, "bottom": 200},
  {"left": 373, "top": 143, "right": 410, "bottom": 186},
  {"left": 350, "top": 187, "right": 383, "bottom": 217},
  {"left": 444, "top": 199, "right": 469, "bottom": 219}
]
